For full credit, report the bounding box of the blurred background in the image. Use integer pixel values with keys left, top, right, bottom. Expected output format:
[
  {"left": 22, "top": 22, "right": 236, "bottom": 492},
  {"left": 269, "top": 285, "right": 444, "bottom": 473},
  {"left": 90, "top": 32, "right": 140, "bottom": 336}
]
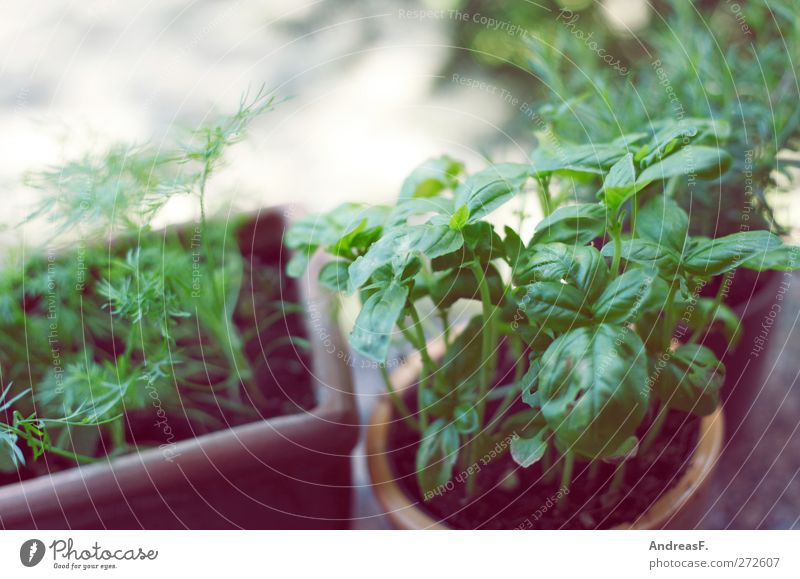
[{"left": 1, "top": 0, "right": 798, "bottom": 528}]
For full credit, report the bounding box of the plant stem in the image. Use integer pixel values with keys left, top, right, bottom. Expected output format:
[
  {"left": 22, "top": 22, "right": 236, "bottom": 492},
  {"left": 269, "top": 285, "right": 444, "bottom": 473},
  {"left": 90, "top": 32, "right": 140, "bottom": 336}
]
[
  {"left": 608, "top": 461, "right": 627, "bottom": 495},
  {"left": 641, "top": 402, "right": 670, "bottom": 454},
  {"left": 542, "top": 441, "right": 554, "bottom": 483},
  {"left": 536, "top": 177, "right": 552, "bottom": 217},
  {"left": 402, "top": 306, "right": 437, "bottom": 432},
  {"left": 380, "top": 365, "right": 418, "bottom": 432},
  {"left": 11, "top": 428, "right": 96, "bottom": 464},
  {"left": 468, "top": 261, "right": 496, "bottom": 425},
  {"left": 662, "top": 282, "right": 678, "bottom": 350},
  {"left": 688, "top": 271, "right": 733, "bottom": 345},
  {"left": 588, "top": 460, "right": 601, "bottom": 483},
  {"left": 557, "top": 450, "right": 575, "bottom": 512},
  {"left": 610, "top": 220, "right": 623, "bottom": 276}
]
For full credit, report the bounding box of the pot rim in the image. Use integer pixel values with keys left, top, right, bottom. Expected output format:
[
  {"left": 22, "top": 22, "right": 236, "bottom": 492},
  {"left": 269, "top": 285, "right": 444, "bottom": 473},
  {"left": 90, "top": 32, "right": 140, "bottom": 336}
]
[{"left": 367, "top": 351, "right": 725, "bottom": 530}]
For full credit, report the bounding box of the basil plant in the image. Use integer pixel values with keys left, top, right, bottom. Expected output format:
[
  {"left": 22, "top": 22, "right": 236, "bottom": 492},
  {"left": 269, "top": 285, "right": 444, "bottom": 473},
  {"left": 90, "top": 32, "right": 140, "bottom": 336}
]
[{"left": 286, "top": 120, "right": 798, "bottom": 501}]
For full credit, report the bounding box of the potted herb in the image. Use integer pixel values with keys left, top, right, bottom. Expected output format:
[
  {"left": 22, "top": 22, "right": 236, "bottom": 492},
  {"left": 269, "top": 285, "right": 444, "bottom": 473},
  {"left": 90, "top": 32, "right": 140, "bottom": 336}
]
[
  {"left": 0, "top": 90, "right": 358, "bottom": 529},
  {"left": 527, "top": 0, "right": 799, "bottom": 405},
  {"left": 287, "top": 124, "right": 798, "bottom": 529}
]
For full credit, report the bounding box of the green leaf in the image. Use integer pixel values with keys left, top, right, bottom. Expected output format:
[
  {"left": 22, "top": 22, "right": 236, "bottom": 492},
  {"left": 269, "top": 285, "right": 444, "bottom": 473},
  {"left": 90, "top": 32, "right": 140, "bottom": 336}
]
[
  {"left": 514, "top": 242, "right": 576, "bottom": 285},
  {"left": 571, "top": 246, "right": 610, "bottom": 301},
  {"left": 318, "top": 260, "right": 350, "bottom": 292},
  {"left": 518, "top": 282, "right": 593, "bottom": 332},
  {"left": 0, "top": 431, "right": 25, "bottom": 473},
  {"left": 602, "top": 238, "right": 681, "bottom": 272},
  {"left": 741, "top": 243, "right": 800, "bottom": 272},
  {"left": 449, "top": 204, "right": 470, "bottom": 230},
  {"left": 417, "top": 419, "right": 460, "bottom": 499},
  {"left": 510, "top": 428, "right": 548, "bottom": 468},
  {"left": 430, "top": 263, "right": 504, "bottom": 309},
  {"left": 347, "top": 225, "right": 463, "bottom": 292},
  {"left": 654, "top": 345, "right": 724, "bottom": 416},
  {"left": 594, "top": 268, "right": 654, "bottom": 323},
  {"left": 349, "top": 281, "right": 408, "bottom": 362},
  {"left": 454, "top": 163, "right": 529, "bottom": 221},
  {"left": 530, "top": 143, "right": 625, "bottom": 176},
  {"left": 684, "top": 231, "right": 784, "bottom": 277},
  {"left": 530, "top": 203, "right": 608, "bottom": 247},
  {"left": 635, "top": 195, "right": 689, "bottom": 255},
  {"left": 637, "top": 146, "right": 731, "bottom": 187},
  {"left": 454, "top": 403, "right": 479, "bottom": 434},
  {"left": 399, "top": 156, "right": 464, "bottom": 200},
  {"left": 601, "top": 153, "right": 637, "bottom": 210},
  {"left": 286, "top": 249, "right": 311, "bottom": 278},
  {"left": 539, "top": 324, "right": 650, "bottom": 459},
  {"left": 683, "top": 299, "right": 742, "bottom": 347}
]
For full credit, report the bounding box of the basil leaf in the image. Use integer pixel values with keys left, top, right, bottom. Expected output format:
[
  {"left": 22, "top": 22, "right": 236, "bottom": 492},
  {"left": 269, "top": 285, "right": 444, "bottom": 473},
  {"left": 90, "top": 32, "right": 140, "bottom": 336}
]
[
  {"left": 602, "top": 238, "right": 681, "bottom": 271},
  {"left": 399, "top": 156, "right": 463, "bottom": 200},
  {"left": 510, "top": 428, "right": 548, "bottom": 468},
  {"left": 635, "top": 195, "right": 689, "bottom": 255},
  {"left": 683, "top": 299, "right": 742, "bottom": 347},
  {"left": 449, "top": 204, "right": 470, "bottom": 230},
  {"left": 387, "top": 196, "right": 454, "bottom": 228},
  {"left": 514, "top": 242, "right": 575, "bottom": 285},
  {"left": 530, "top": 143, "right": 625, "bottom": 176},
  {"left": 654, "top": 345, "right": 724, "bottom": 416},
  {"left": 530, "top": 203, "right": 608, "bottom": 246},
  {"left": 348, "top": 224, "right": 464, "bottom": 292},
  {"left": 601, "top": 153, "right": 637, "bottom": 211},
  {"left": 637, "top": 146, "right": 731, "bottom": 188},
  {"left": 571, "top": 246, "right": 610, "bottom": 301},
  {"left": 349, "top": 281, "right": 408, "bottom": 362},
  {"left": 594, "top": 268, "right": 654, "bottom": 323},
  {"left": 454, "top": 163, "right": 529, "bottom": 221},
  {"left": 741, "top": 243, "right": 800, "bottom": 272},
  {"left": 684, "top": 231, "right": 784, "bottom": 276},
  {"left": 318, "top": 260, "right": 350, "bottom": 292},
  {"left": 539, "top": 324, "right": 649, "bottom": 459},
  {"left": 518, "top": 282, "right": 593, "bottom": 332}
]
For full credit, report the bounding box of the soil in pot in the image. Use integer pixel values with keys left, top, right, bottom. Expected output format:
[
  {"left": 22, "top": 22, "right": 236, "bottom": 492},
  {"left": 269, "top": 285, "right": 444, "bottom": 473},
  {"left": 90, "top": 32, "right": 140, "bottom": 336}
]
[
  {"left": 0, "top": 216, "right": 315, "bottom": 486},
  {"left": 387, "top": 398, "right": 701, "bottom": 530}
]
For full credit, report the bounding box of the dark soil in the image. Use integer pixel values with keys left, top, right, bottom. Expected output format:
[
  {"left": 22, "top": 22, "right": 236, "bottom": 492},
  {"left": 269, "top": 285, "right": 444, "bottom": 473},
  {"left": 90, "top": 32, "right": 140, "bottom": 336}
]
[{"left": 388, "top": 401, "right": 700, "bottom": 529}]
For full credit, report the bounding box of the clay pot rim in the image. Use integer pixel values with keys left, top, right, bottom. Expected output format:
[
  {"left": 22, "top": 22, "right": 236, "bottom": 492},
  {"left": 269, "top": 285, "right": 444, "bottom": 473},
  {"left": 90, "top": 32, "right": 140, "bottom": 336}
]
[{"left": 366, "top": 352, "right": 725, "bottom": 530}]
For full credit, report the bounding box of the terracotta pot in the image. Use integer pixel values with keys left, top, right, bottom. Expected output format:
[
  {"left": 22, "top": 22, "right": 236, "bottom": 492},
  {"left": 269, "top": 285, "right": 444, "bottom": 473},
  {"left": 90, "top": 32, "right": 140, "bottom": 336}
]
[
  {"left": 0, "top": 208, "right": 358, "bottom": 529},
  {"left": 367, "top": 355, "right": 725, "bottom": 530}
]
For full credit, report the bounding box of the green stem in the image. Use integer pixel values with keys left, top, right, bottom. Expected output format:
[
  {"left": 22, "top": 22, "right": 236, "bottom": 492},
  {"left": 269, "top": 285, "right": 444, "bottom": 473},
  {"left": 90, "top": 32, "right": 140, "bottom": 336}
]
[
  {"left": 610, "top": 220, "right": 623, "bottom": 276},
  {"left": 536, "top": 177, "right": 552, "bottom": 217},
  {"left": 688, "top": 272, "right": 732, "bottom": 345},
  {"left": 380, "top": 365, "right": 418, "bottom": 432},
  {"left": 588, "top": 460, "right": 601, "bottom": 483},
  {"left": 11, "top": 428, "right": 97, "bottom": 464},
  {"left": 469, "top": 262, "right": 497, "bottom": 425},
  {"left": 542, "top": 441, "right": 554, "bottom": 483},
  {"left": 608, "top": 461, "right": 627, "bottom": 495},
  {"left": 557, "top": 450, "right": 575, "bottom": 512},
  {"left": 401, "top": 306, "right": 437, "bottom": 432},
  {"left": 662, "top": 282, "right": 678, "bottom": 351},
  {"left": 641, "top": 402, "right": 670, "bottom": 454}
]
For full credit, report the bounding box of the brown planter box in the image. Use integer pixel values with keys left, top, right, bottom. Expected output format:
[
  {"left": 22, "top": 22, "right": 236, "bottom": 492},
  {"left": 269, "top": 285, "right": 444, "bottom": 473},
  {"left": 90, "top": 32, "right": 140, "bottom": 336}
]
[{"left": 0, "top": 208, "right": 358, "bottom": 529}]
